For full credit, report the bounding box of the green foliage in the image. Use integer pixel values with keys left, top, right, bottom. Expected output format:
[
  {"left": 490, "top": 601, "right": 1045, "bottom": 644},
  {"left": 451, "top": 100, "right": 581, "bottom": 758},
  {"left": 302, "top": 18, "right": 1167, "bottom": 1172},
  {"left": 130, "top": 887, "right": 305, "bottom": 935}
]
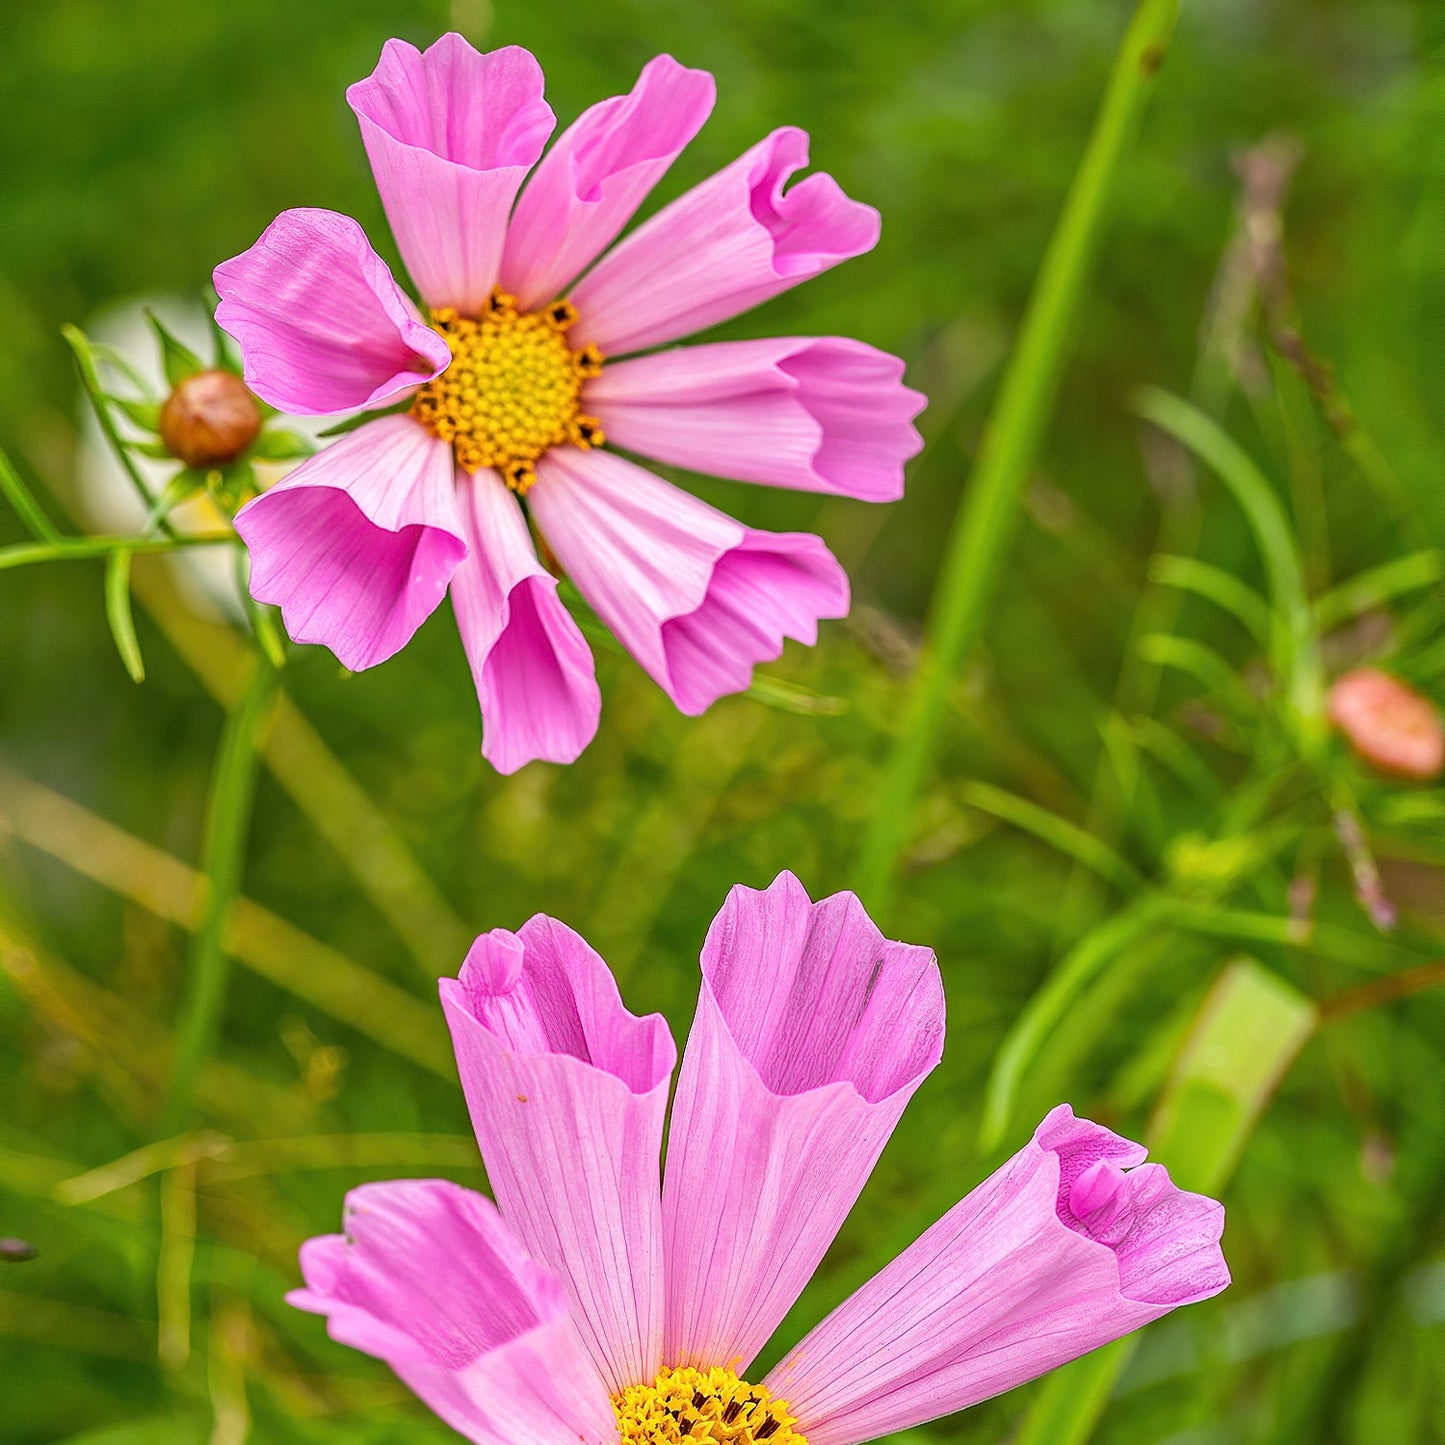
[{"left": 1, "top": 1, "right": 1442, "bottom": 1444}]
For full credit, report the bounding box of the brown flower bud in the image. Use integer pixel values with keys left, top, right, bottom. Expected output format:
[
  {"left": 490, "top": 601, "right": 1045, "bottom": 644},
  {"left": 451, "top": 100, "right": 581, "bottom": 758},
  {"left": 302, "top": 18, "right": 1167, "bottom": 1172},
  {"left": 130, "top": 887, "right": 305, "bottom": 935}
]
[
  {"left": 1328, "top": 667, "right": 1444, "bottom": 781},
  {"left": 0, "top": 1238, "right": 37, "bottom": 1263},
  {"left": 159, "top": 369, "right": 262, "bottom": 468}
]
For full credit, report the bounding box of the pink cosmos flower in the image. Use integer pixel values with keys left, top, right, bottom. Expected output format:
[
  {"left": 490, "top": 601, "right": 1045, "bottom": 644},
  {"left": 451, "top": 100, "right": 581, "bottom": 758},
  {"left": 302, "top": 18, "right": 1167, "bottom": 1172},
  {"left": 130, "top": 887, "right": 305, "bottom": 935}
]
[
  {"left": 292, "top": 873, "right": 1229, "bottom": 1444},
  {"left": 214, "top": 36, "right": 925, "bottom": 773}
]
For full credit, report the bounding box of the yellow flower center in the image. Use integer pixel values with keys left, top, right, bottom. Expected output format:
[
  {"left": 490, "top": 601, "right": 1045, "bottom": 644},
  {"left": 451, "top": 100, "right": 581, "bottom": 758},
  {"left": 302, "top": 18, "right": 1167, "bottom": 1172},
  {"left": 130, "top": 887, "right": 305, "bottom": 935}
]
[
  {"left": 410, "top": 290, "right": 605, "bottom": 494},
  {"left": 612, "top": 1366, "right": 807, "bottom": 1445}
]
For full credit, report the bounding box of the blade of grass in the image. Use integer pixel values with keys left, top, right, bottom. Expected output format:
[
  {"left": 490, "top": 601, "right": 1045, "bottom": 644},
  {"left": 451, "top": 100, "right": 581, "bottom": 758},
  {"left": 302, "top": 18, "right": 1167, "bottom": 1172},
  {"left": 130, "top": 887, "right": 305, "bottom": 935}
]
[
  {"left": 1149, "top": 554, "right": 1272, "bottom": 645},
  {"left": 1012, "top": 959, "right": 1316, "bottom": 1445},
  {"left": 854, "top": 0, "right": 1182, "bottom": 917},
  {"left": 103, "top": 549, "right": 145, "bottom": 682},
  {"left": 1134, "top": 387, "right": 1324, "bottom": 755},
  {"left": 163, "top": 653, "right": 279, "bottom": 1133},
  {"left": 960, "top": 781, "right": 1147, "bottom": 895}
]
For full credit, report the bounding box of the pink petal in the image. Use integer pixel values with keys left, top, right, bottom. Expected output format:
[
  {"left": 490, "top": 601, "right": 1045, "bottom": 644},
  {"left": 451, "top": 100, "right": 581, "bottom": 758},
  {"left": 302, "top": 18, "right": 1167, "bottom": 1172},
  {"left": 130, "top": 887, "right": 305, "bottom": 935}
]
[
  {"left": 662, "top": 873, "right": 943, "bottom": 1375},
  {"left": 501, "top": 55, "right": 716, "bottom": 309},
  {"left": 234, "top": 416, "right": 465, "bottom": 671},
  {"left": 440, "top": 921, "right": 677, "bottom": 1394},
  {"left": 529, "top": 449, "right": 849, "bottom": 713},
  {"left": 213, "top": 208, "right": 450, "bottom": 415},
  {"left": 588, "top": 337, "right": 925, "bottom": 501},
  {"left": 768, "top": 1106, "right": 1230, "bottom": 1445},
  {"left": 289, "top": 1180, "right": 617, "bottom": 1445},
  {"left": 348, "top": 35, "right": 555, "bottom": 312},
  {"left": 571, "top": 127, "right": 879, "bottom": 354},
  {"left": 450, "top": 477, "right": 601, "bottom": 773}
]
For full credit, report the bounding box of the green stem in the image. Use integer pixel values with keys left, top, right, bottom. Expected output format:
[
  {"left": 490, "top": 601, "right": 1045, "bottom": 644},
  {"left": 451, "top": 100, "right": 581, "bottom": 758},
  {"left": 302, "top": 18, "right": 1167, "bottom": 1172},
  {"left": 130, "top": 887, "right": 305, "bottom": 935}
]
[
  {"left": 0, "top": 533, "right": 234, "bottom": 571},
  {"left": 162, "top": 652, "right": 278, "bottom": 1133},
  {"left": 853, "top": 0, "right": 1181, "bottom": 915}
]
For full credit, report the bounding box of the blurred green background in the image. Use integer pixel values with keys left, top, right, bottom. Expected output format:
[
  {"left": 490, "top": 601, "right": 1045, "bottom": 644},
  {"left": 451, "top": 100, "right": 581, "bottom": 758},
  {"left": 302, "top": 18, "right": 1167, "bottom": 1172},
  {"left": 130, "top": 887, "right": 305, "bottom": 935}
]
[{"left": 1, "top": 0, "right": 1443, "bottom": 1441}]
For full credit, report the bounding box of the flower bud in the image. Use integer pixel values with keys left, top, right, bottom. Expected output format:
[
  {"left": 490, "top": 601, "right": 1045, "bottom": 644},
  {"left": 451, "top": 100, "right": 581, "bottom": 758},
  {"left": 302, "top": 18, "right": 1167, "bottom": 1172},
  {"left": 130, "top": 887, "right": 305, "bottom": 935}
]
[
  {"left": 1327, "top": 667, "right": 1444, "bottom": 781},
  {"left": 159, "top": 369, "right": 262, "bottom": 468},
  {"left": 0, "top": 1238, "right": 37, "bottom": 1263}
]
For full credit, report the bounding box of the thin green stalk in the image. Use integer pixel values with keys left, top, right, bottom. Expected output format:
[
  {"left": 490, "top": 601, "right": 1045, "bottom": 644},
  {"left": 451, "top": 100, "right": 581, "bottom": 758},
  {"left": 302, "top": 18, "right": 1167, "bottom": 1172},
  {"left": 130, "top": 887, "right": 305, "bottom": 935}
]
[
  {"left": 0, "top": 446, "right": 61, "bottom": 541},
  {"left": 854, "top": 0, "right": 1181, "bottom": 916},
  {"left": 61, "top": 323, "right": 176, "bottom": 537},
  {"left": 0, "top": 533, "right": 233, "bottom": 571},
  {"left": 163, "top": 652, "right": 278, "bottom": 1133}
]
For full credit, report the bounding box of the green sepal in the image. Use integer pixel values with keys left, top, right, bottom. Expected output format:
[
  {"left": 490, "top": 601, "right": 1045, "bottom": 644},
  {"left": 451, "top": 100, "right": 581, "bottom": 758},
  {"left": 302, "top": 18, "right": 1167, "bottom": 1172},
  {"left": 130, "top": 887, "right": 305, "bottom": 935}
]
[
  {"left": 146, "top": 310, "right": 207, "bottom": 388},
  {"left": 248, "top": 429, "right": 316, "bottom": 461},
  {"left": 129, "top": 439, "right": 174, "bottom": 459},
  {"left": 316, "top": 399, "right": 411, "bottom": 437},
  {"left": 143, "top": 468, "right": 207, "bottom": 532},
  {"left": 107, "top": 395, "right": 163, "bottom": 433}
]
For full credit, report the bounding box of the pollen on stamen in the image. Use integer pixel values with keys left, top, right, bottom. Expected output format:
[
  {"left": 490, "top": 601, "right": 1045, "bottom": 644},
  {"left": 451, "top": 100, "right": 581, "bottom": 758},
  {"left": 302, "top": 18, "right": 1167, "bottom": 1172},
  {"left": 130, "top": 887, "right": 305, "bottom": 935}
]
[
  {"left": 409, "top": 290, "right": 605, "bottom": 494},
  {"left": 612, "top": 1365, "right": 807, "bottom": 1445}
]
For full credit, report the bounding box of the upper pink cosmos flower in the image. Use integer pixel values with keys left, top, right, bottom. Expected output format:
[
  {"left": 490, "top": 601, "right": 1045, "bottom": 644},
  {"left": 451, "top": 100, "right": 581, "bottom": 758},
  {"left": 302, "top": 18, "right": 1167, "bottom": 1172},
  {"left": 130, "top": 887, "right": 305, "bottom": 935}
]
[
  {"left": 292, "top": 873, "right": 1229, "bottom": 1444},
  {"left": 215, "top": 36, "right": 925, "bottom": 772}
]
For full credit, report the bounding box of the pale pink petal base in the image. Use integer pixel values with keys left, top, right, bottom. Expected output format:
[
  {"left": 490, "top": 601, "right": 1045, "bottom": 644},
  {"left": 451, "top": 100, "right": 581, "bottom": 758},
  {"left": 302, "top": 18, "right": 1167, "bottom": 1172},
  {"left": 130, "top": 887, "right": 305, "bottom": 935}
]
[
  {"left": 348, "top": 35, "right": 555, "bottom": 312},
  {"left": 573, "top": 127, "right": 880, "bottom": 353},
  {"left": 770, "top": 1106, "right": 1230, "bottom": 1445},
  {"left": 663, "top": 873, "right": 944, "bottom": 1374},
  {"left": 449, "top": 476, "right": 600, "bottom": 773},
  {"left": 502, "top": 55, "right": 716, "bottom": 309},
  {"left": 441, "top": 921, "right": 677, "bottom": 1394},
  {"left": 213, "top": 208, "right": 450, "bottom": 415},
  {"left": 530, "top": 449, "right": 849, "bottom": 713},
  {"left": 589, "top": 337, "right": 925, "bottom": 500},
  {"left": 235, "top": 416, "right": 465, "bottom": 671},
  {"left": 290, "top": 1180, "right": 617, "bottom": 1445}
]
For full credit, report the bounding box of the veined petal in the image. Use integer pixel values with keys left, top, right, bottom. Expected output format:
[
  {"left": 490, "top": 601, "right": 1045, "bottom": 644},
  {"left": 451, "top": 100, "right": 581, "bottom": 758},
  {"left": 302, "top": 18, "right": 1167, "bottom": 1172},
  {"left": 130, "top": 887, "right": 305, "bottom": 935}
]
[
  {"left": 213, "top": 208, "right": 450, "bottom": 415},
  {"left": 234, "top": 416, "right": 465, "bottom": 672},
  {"left": 290, "top": 1180, "right": 618, "bottom": 1445},
  {"left": 529, "top": 449, "right": 849, "bottom": 713},
  {"left": 769, "top": 1106, "right": 1230, "bottom": 1445},
  {"left": 588, "top": 337, "right": 925, "bottom": 501},
  {"left": 450, "top": 476, "right": 601, "bottom": 773},
  {"left": 571, "top": 127, "right": 879, "bottom": 354},
  {"left": 441, "top": 921, "right": 677, "bottom": 1394},
  {"left": 662, "top": 872, "right": 944, "bottom": 1374},
  {"left": 348, "top": 35, "right": 555, "bottom": 312},
  {"left": 501, "top": 55, "right": 716, "bottom": 309}
]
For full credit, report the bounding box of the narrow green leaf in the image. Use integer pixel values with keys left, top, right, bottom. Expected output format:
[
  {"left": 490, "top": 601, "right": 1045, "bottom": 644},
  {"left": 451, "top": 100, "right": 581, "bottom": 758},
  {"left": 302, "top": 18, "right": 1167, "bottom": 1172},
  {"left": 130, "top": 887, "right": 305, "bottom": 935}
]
[
  {"left": 102, "top": 549, "right": 145, "bottom": 683},
  {"left": 316, "top": 399, "right": 412, "bottom": 437},
  {"left": 127, "top": 438, "right": 173, "bottom": 459},
  {"left": 145, "top": 310, "right": 206, "bottom": 388},
  {"left": 960, "top": 780, "right": 1146, "bottom": 894},
  {"left": 0, "top": 446, "right": 61, "bottom": 541},
  {"left": 744, "top": 674, "right": 848, "bottom": 716},
  {"left": 1149, "top": 554, "right": 1271, "bottom": 644},
  {"left": 979, "top": 894, "right": 1173, "bottom": 1151},
  {"left": 1139, "top": 633, "right": 1257, "bottom": 714},
  {"left": 1134, "top": 387, "right": 1324, "bottom": 755},
  {"left": 1312, "top": 550, "right": 1444, "bottom": 632}
]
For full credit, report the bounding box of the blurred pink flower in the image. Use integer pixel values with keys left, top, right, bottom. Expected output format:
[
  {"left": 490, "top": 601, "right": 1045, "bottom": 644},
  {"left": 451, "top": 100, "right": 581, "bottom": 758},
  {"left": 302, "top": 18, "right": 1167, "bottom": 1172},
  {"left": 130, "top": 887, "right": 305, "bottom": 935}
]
[
  {"left": 291, "top": 873, "right": 1229, "bottom": 1444},
  {"left": 1328, "top": 667, "right": 1444, "bottom": 781},
  {"left": 215, "top": 36, "right": 925, "bottom": 772}
]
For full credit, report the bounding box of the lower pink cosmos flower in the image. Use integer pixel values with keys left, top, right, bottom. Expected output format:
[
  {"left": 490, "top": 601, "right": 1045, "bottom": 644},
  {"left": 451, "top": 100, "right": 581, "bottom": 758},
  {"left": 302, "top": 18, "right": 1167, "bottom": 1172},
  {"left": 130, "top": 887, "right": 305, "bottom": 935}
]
[
  {"left": 292, "top": 873, "right": 1229, "bottom": 1444},
  {"left": 214, "top": 35, "right": 925, "bottom": 773}
]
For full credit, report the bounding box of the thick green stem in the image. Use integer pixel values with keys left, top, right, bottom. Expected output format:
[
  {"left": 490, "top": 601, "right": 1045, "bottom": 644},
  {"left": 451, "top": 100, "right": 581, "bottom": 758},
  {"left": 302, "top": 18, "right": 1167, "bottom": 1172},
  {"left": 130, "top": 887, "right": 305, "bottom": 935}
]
[
  {"left": 853, "top": 0, "right": 1181, "bottom": 916},
  {"left": 162, "top": 652, "right": 278, "bottom": 1133}
]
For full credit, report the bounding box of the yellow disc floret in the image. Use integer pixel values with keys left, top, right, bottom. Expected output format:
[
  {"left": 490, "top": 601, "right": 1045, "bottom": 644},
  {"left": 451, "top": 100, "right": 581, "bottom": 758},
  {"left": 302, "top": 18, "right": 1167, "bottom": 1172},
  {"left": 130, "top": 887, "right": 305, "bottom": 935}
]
[
  {"left": 613, "top": 1365, "right": 807, "bottom": 1444},
  {"left": 410, "top": 290, "right": 605, "bottom": 494}
]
